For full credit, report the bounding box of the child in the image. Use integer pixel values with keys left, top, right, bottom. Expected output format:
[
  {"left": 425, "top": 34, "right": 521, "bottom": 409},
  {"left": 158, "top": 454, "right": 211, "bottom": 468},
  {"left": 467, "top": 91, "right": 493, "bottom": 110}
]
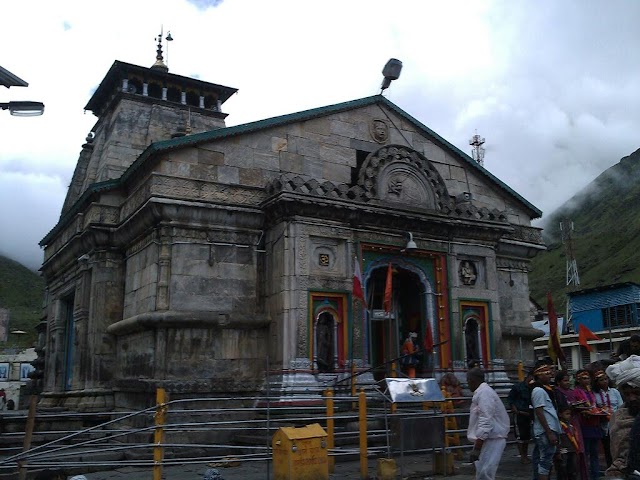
[{"left": 555, "top": 406, "right": 579, "bottom": 480}]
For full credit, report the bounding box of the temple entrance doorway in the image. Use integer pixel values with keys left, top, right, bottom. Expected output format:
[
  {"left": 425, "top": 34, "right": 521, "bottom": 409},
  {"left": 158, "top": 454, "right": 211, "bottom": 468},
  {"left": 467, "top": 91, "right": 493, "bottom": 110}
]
[
  {"left": 461, "top": 301, "right": 490, "bottom": 368},
  {"left": 366, "top": 263, "right": 432, "bottom": 380},
  {"left": 315, "top": 311, "right": 335, "bottom": 373},
  {"left": 464, "top": 317, "right": 481, "bottom": 367}
]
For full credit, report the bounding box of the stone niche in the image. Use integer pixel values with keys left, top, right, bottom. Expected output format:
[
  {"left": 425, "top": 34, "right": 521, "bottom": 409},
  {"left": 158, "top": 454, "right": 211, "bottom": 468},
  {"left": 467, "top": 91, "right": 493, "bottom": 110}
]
[
  {"left": 457, "top": 258, "right": 484, "bottom": 288},
  {"left": 308, "top": 236, "right": 347, "bottom": 276}
]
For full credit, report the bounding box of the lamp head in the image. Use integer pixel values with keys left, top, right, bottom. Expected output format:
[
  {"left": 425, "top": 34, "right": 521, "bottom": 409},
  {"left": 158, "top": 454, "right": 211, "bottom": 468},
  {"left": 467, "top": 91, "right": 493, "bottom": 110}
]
[
  {"left": 0, "top": 101, "right": 45, "bottom": 116},
  {"left": 405, "top": 232, "right": 417, "bottom": 250}
]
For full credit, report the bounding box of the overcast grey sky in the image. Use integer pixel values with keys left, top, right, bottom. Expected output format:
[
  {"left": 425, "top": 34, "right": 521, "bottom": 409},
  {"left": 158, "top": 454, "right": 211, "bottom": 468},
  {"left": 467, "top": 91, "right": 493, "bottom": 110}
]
[{"left": 2, "top": 0, "right": 639, "bottom": 271}]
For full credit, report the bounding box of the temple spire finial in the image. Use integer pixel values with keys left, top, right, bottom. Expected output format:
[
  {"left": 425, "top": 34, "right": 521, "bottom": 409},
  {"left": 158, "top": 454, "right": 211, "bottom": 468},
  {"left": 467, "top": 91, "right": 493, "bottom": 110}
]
[{"left": 151, "top": 27, "right": 169, "bottom": 72}]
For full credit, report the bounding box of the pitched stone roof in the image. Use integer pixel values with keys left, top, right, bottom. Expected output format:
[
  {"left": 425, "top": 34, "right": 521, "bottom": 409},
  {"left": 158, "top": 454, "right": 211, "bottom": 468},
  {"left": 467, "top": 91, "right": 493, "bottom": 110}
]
[{"left": 41, "top": 95, "right": 541, "bottom": 246}]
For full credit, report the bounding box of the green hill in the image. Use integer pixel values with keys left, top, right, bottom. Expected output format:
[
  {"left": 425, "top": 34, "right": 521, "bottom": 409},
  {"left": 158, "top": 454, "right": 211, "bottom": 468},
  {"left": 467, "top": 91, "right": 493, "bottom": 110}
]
[
  {"left": 0, "top": 255, "right": 44, "bottom": 347},
  {"left": 529, "top": 147, "right": 640, "bottom": 310}
]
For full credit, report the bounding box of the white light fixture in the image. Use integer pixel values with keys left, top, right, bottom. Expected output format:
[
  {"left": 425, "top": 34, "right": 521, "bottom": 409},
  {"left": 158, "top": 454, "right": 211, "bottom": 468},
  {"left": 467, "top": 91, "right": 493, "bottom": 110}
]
[
  {"left": 0, "top": 101, "right": 45, "bottom": 116},
  {"left": 405, "top": 232, "right": 417, "bottom": 250}
]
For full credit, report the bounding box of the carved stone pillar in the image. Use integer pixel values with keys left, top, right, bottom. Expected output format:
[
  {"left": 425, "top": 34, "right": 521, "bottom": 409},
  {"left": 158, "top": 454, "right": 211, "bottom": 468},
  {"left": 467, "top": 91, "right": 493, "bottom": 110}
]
[
  {"left": 156, "top": 227, "right": 172, "bottom": 311},
  {"left": 71, "top": 256, "right": 92, "bottom": 391},
  {"left": 81, "top": 249, "right": 123, "bottom": 410}
]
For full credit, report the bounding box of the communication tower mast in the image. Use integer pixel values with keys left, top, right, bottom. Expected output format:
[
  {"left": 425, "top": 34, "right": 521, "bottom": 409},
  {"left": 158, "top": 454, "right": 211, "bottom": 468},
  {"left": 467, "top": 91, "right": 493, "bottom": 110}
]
[
  {"left": 469, "top": 132, "right": 486, "bottom": 166},
  {"left": 560, "top": 219, "right": 580, "bottom": 287}
]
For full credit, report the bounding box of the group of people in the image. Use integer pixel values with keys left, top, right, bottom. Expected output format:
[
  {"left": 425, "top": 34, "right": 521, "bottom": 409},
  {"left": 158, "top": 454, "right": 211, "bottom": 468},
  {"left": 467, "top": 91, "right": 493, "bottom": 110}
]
[{"left": 466, "top": 353, "right": 640, "bottom": 480}]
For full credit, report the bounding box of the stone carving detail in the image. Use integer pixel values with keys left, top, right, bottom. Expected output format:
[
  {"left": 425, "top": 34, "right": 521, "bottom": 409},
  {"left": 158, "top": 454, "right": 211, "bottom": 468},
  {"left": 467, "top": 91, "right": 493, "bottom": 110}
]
[
  {"left": 265, "top": 173, "right": 365, "bottom": 202},
  {"left": 381, "top": 165, "right": 434, "bottom": 207},
  {"left": 370, "top": 119, "right": 389, "bottom": 144},
  {"left": 264, "top": 171, "right": 509, "bottom": 224},
  {"left": 496, "top": 257, "right": 530, "bottom": 272},
  {"left": 502, "top": 225, "right": 544, "bottom": 245},
  {"left": 358, "top": 145, "right": 449, "bottom": 210},
  {"left": 459, "top": 260, "right": 478, "bottom": 286}
]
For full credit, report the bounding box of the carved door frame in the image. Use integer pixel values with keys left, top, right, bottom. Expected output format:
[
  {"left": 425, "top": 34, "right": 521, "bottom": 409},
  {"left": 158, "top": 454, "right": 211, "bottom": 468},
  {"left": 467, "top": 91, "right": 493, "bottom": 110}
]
[
  {"left": 460, "top": 300, "right": 492, "bottom": 368},
  {"left": 308, "top": 292, "right": 349, "bottom": 372}
]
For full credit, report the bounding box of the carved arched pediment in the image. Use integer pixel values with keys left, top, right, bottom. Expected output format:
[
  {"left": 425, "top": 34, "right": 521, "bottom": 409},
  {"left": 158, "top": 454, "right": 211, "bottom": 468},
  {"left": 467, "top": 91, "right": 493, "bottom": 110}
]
[{"left": 357, "top": 145, "right": 450, "bottom": 211}]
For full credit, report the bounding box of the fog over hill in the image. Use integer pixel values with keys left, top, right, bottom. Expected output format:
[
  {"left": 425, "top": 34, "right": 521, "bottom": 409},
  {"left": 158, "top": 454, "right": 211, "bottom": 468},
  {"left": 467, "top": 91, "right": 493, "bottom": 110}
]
[{"left": 529, "top": 147, "right": 640, "bottom": 309}]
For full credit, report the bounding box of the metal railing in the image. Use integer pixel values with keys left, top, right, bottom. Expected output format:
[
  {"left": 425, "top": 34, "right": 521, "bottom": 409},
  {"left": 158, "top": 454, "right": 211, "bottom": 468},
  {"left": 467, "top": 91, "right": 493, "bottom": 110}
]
[{"left": 0, "top": 362, "right": 526, "bottom": 479}]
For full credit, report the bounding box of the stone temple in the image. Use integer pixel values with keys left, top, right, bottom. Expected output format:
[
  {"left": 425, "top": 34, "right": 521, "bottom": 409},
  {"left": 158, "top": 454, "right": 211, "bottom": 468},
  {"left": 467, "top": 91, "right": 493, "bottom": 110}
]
[{"left": 38, "top": 53, "right": 544, "bottom": 411}]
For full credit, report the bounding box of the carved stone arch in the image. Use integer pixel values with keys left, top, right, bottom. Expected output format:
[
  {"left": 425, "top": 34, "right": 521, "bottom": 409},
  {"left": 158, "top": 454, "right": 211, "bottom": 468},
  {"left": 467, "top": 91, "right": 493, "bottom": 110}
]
[{"left": 357, "top": 145, "right": 451, "bottom": 210}]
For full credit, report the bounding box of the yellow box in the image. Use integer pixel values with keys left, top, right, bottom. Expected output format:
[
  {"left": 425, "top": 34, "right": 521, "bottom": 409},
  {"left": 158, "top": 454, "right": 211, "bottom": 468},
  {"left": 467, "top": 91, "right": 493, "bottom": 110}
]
[{"left": 272, "top": 423, "right": 328, "bottom": 480}]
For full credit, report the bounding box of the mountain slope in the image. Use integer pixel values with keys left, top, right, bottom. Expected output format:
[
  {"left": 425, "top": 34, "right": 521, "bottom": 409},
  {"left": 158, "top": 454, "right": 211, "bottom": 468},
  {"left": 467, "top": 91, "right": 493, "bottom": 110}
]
[
  {"left": 529, "top": 147, "right": 640, "bottom": 310},
  {"left": 0, "top": 255, "right": 44, "bottom": 346}
]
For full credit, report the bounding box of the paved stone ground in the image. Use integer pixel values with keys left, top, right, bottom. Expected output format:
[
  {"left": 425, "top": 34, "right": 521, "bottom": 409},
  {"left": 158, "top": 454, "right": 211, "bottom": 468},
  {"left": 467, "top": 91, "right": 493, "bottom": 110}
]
[{"left": 71, "top": 444, "right": 532, "bottom": 479}]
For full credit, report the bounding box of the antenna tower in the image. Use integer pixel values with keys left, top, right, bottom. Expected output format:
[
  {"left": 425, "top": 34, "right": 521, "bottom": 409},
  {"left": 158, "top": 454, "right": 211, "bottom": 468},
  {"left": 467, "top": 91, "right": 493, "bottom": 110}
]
[
  {"left": 469, "top": 132, "right": 486, "bottom": 166},
  {"left": 560, "top": 218, "right": 580, "bottom": 287}
]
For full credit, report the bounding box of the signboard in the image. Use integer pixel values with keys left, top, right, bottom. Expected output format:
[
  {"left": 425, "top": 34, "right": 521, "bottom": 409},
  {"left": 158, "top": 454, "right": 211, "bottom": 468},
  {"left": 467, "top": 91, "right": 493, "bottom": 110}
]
[{"left": 385, "top": 378, "right": 444, "bottom": 403}]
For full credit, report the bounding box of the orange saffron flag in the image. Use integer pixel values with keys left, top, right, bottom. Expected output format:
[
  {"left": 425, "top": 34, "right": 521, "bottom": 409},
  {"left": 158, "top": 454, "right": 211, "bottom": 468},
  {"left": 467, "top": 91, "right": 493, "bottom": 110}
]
[
  {"left": 383, "top": 263, "right": 393, "bottom": 313},
  {"left": 579, "top": 324, "right": 601, "bottom": 352}
]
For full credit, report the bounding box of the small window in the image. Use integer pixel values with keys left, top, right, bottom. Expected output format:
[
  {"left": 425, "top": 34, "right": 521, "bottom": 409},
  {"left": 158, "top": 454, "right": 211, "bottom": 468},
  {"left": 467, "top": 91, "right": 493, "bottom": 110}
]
[
  {"left": 167, "top": 86, "right": 181, "bottom": 103},
  {"left": 147, "top": 82, "right": 162, "bottom": 99},
  {"left": 603, "top": 304, "right": 633, "bottom": 329},
  {"left": 186, "top": 90, "right": 200, "bottom": 107},
  {"left": 580, "top": 347, "right": 591, "bottom": 368},
  {"left": 563, "top": 348, "right": 573, "bottom": 371}
]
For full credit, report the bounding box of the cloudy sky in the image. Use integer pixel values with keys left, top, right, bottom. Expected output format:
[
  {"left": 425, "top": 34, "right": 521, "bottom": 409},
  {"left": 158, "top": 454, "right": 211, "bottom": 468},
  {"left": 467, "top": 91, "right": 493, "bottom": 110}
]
[{"left": 2, "top": 0, "right": 639, "bottom": 271}]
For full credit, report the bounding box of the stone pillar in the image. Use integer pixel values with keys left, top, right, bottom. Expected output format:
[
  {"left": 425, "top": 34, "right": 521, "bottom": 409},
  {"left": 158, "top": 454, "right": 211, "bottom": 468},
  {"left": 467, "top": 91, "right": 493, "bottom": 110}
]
[
  {"left": 156, "top": 227, "right": 172, "bottom": 311},
  {"left": 71, "top": 256, "right": 92, "bottom": 391},
  {"left": 82, "top": 249, "right": 123, "bottom": 410}
]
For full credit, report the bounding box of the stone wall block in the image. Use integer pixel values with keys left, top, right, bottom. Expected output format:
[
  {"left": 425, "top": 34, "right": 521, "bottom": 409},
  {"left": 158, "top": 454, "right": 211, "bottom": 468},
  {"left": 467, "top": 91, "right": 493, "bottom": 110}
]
[
  {"left": 330, "top": 119, "right": 357, "bottom": 138},
  {"left": 279, "top": 152, "right": 304, "bottom": 174},
  {"left": 303, "top": 118, "right": 331, "bottom": 136},
  {"left": 197, "top": 148, "right": 225, "bottom": 166},
  {"left": 389, "top": 129, "right": 413, "bottom": 146},
  {"left": 424, "top": 142, "right": 446, "bottom": 163},
  {"left": 272, "top": 136, "right": 288, "bottom": 152},
  {"left": 239, "top": 167, "right": 264, "bottom": 187},
  {"left": 292, "top": 136, "right": 320, "bottom": 157},
  {"left": 254, "top": 151, "right": 280, "bottom": 171},
  {"left": 449, "top": 165, "right": 467, "bottom": 182},
  {"left": 217, "top": 166, "right": 240, "bottom": 184},
  {"left": 322, "top": 162, "right": 351, "bottom": 184},
  {"left": 319, "top": 143, "right": 355, "bottom": 167},
  {"left": 301, "top": 157, "right": 324, "bottom": 179}
]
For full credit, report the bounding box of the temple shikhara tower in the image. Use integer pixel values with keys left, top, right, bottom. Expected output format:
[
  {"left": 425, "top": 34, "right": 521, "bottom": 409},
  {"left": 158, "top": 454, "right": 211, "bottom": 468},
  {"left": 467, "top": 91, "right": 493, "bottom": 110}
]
[{"left": 39, "top": 45, "right": 544, "bottom": 410}]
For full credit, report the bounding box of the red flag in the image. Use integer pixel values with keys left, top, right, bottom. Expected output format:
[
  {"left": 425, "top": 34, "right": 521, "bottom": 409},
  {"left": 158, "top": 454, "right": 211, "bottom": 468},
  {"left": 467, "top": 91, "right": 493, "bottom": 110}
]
[
  {"left": 352, "top": 258, "right": 366, "bottom": 306},
  {"left": 383, "top": 263, "right": 393, "bottom": 313},
  {"left": 547, "top": 292, "right": 566, "bottom": 363},
  {"left": 579, "top": 324, "right": 601, "bottom": 352},
  {"left": 424, "top": 319, "right": 434, "bottom": 353}
]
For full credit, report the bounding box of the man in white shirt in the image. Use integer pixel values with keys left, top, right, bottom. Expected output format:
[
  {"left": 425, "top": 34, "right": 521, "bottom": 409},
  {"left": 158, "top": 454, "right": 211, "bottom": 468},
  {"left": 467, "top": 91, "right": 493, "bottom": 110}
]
[{"left": 466, "top": 367, "right": 511, "bottom": 480}]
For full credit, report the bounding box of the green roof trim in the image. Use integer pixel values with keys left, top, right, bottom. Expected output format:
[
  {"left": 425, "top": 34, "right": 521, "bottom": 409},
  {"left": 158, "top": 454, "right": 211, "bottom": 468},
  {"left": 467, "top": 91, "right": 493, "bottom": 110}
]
[{"left": 41, "top": 94, "right": 541, "bottom": 246}]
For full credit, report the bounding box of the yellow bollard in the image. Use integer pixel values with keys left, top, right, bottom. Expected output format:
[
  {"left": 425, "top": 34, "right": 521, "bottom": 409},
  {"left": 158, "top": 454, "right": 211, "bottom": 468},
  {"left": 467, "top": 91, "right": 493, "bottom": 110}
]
[
  {"left": 325, "top": 388, "right": 335, "bottom": 473},
  {"left": 359, "top": 388, "right": 368, "bottom": 479},
  {"left": 390, "top": 362, "right": 397, "bottom": 415},
  {"left": 153, "top": 388, "right": 167, "bottom": 480},
  {"left": 518, "top": 361, "right": 524, "bottom": 381}
]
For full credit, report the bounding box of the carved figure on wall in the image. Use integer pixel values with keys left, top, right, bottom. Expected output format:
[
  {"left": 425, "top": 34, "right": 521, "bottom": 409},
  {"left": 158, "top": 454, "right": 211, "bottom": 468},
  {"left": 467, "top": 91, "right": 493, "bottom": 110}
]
[
  {"left": 370, "top": 119, "right": 389, "bottom": 144},
  {"left": 459, "top": 260, "right": 478, "bottom": 286}
]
